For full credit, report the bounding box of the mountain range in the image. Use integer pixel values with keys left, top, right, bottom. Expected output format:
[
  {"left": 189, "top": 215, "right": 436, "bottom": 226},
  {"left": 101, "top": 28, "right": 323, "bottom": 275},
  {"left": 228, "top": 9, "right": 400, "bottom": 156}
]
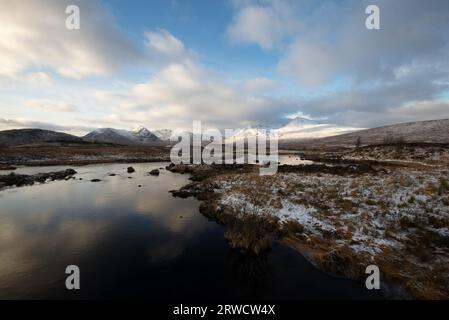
[
  {"left": 0, "top": 118, "right": 448, "bottom": 147},
  {"left": 84, "top": 126, "right": 161, "bottom": 145},
  {"left": 276, "top": 117, "right": 361, "bottom": 140},
  {"left": 0, "top": 128, "right": 84, "bottom": 147},
  {"left": 304, "top": 118, "right": 449, "bottom": 146}
]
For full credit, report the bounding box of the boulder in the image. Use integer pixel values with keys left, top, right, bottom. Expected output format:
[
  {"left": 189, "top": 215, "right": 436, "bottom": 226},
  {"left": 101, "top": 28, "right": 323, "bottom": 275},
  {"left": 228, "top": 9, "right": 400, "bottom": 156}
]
[
  {"left": 149, "top": 169, "right": 160, "bottom": 176},
  {"left": 127, "top": 167, "right": 135, "bottom": 173},
  {"left": 169, "top": 190, "right": 194, "bottom": 198},
  {"left": 0, "top": 169, "right": 77, "bottom": 188}
]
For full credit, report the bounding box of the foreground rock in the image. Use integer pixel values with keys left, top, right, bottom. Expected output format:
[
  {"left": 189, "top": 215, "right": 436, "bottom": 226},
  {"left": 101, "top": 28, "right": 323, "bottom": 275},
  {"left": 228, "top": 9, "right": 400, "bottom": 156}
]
[
  {"left": 169, "top": 190, "right": 194, "bottom": 198},
  {"left": 149, "top": 169, "right": 160, "bottom": 176},
  {"left": 127, "top": 166, "right": 135, "bottom": 173},
  {"left": 0, "top": 169, "right": 77, "bottom": 190}
]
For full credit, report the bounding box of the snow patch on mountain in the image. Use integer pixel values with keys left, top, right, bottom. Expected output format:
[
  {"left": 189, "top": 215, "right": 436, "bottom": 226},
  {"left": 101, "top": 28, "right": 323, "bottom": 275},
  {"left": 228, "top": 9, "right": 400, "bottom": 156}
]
[
  {"left": 277, "top": 118, "right": 362, "bottom": 140},
  {"left": 84, "top": 126, "right": 162, "bottom": 145},
  {"left": 226, "top": 117, "right": 361, "bottom": 142}
]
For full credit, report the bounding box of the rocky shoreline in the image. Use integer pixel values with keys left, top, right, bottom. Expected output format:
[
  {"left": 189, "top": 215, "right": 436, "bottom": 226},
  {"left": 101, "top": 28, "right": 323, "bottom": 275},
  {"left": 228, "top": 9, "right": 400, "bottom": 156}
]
[{"left": 0, "top": 169, "right": 77, "bottom": 191}]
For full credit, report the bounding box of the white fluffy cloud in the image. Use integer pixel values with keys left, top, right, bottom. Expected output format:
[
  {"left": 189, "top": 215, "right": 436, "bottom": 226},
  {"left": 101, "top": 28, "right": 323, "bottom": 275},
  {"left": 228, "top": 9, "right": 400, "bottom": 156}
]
[
  {"left": 278, "top": 41, "right": 336, "bottom": 86},
  {"left": 24, "top": 99, "right": 76, "bottom": 112},
  {"left": 145, "top": 29, "right": 198, "bottom": 67},
  {"left": 0, "top": 0, "right": 142, "bottom": 80},
  {"left": 2, "top": 0, "right": 449, "bottom": 134},
  {"left": 227, "top": 0, "right": 299, "bottom": 49},
  {"left": 94, "top": 30, "right": 296, "bottom": 130},
  {"left": 0, "top": 117, "right": 94, "bottom": 134},
  {"left": 228, "top": 0, "right": 449, "bottom": 85},
  {"left": 227, "top": 0, "right": 449, "bottom": 126}
]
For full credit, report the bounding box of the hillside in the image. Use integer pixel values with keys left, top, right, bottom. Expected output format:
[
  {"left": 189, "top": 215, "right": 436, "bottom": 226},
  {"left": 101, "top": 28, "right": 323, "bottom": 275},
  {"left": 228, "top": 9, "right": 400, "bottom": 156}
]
[
  {"left": 302, "top": 119, "right": 449, "bottom": 146},
  {"left": 342, "top": 143, "right": 449, "bottom": 163},
  {"left": 0, "top": 129, "right": 83, "bottom": 146},
  {"left": 83, "top": 126, "right": 162, "bottom": 145}
]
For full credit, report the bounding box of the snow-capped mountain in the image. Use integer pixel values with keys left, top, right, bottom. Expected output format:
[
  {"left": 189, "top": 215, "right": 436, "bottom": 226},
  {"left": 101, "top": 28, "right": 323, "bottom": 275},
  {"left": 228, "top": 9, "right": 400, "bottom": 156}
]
[
  {"left": 311, "top": 118, "right": 449, "bottom": 146},
  {"left": 276, "top": 117, "right": 362, "bottom": 140},
  {"left": 130, "top": 125, "right": 160, "bottom": 144},
  {"left": 153, "top": 128, "right": 201, "bottom": 142},
  {"left": 84, "top": 126, "right": 162, "bottom": 145},
  {"left": 225, "top": 127, "right": 269, "bottom": 143},
  {"left": 4, "top": 118, "right": 449, "bottom": 147},
  {"left": 226, "top": 117, "right": 361, "bottom": 142},
  {"left": 83, "top": 128, "right": 137, "bottom": 145},
  {"left": 152, "top": 129, "right": 173, "bottom": 142}
]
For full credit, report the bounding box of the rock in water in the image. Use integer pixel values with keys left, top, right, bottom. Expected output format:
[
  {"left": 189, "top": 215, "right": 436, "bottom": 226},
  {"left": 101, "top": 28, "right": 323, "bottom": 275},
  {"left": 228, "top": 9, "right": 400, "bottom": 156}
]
[
  {"left": 149, "top": 169, "right": 160, "bottom": 176},
  {"left": 127, "top": 167, "right": 135, "bottom": 173},
  {"left": 0, "top": 169, "right": 77, "bottom": 189},
  {"left": 170, "top": 190, "right": 193, "bottom": 198}
]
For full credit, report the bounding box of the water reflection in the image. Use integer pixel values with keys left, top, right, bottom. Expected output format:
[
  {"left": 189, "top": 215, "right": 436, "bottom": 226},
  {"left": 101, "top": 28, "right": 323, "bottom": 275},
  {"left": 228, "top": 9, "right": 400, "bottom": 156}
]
[
  {"left": 0, "top": 162, "right": 383, "bottom": 299},
  {"left": 0, "top": 163, "right": 204, "bottom": 298}
]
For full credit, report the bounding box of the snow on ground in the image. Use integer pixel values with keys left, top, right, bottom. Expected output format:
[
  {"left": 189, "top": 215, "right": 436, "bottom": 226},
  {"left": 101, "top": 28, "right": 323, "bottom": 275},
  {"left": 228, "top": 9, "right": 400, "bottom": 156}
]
[
  {"left": 209, "top": 166, "right": 449, "bottom": 297},
  {"left": 343, "top": 144, "right": 449, "bottom": 163},
  {"left": 170, "top": 159, "right": 449, "bottom": 297}
]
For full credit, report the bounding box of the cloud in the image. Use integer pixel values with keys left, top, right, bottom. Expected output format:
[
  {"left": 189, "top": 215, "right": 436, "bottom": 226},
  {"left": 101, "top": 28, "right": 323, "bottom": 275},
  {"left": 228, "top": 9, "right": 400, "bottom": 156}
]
[
  {"left": 0, "top": 118, "right": 95, "bottom": 135},
  {"left": 0, "top": 0, "right": 142, "bottom": 80},
  {"left": 24, "top": 72, "right": 53, "bottom": 86},
  {"left": 145, "top": 29, "right": 198, "bottom": 67},
  {"left": 229, "top": 1, "right": 449, "bottom": 85},
  {"left": 93, "top": 30, "right": 297, "bottom": 130},
  {"left": 24, "top": 99, "right": 76, "bottom": 112},
  {"left": 226, "top": 0, "right": 449, "bottom": 127},
  {"left": 326, "top": 100, "right": 449, "bottom": 129},
  {"left": 297, "top": 77, "right": 449, "bottom": 127},
  {"left": 241, "top": 77, "right": 279, "bottom": 93},
  {"left": 2, "top": 0, "right": 449, "bottom": 133},
  {"left": 227, "top": 0, "right": 300, "bottom": 49},
  {"left": 278, "top": 41, "right": 336, "bottom": 86},
  {"left": 277, "top": 0, "right": 449, "bottom": 85}
]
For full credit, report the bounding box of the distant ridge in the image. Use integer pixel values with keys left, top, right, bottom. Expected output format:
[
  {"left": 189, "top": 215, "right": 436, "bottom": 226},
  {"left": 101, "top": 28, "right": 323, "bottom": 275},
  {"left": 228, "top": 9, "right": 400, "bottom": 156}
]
[
  {"left": 2, "top": 119, "right": 448, "bottom": 147},
  {"left": 228, "top": 117, "right": 361, "bottom": 141},
  {"left": 0, "top": 129, "right": 83, "bottom": 146},
  {"left": 276, "top": 117, "right": 361, "bottom": 140},
  {"left": 83, "top": 126, "right": 162, "bottom": 145},
  {"left": 305, "top": 119, "right": 449, "bottom": 146}
]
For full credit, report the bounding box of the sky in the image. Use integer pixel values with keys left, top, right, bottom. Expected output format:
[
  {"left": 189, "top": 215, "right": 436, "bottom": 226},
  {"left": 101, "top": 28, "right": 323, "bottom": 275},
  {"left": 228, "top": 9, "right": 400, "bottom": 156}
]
[{"left": 1, "top": 0, "right": 449, "bottom": 136}]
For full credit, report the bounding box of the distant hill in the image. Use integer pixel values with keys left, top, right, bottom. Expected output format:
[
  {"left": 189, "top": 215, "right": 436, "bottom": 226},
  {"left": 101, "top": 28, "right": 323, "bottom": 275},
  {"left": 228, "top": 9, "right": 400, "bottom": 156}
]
[
  {"left": 83, "top": 126, "right": 162, "bottom": 145},
  {"left": 0, "top": 129, "right": 83, "bottom": 146},
  {"left": 3, "top": 119, "right": 448, "bottom": 148},
  {"left": 305, "top": 119, "right": 449, "bottom": 146}
]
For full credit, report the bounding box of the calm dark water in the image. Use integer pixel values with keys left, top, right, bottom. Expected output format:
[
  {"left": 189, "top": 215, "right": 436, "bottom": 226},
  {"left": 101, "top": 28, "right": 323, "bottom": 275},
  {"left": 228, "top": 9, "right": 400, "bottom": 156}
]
[{"left": 0, "top": 163, "right": 383, "bottom": 299}]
